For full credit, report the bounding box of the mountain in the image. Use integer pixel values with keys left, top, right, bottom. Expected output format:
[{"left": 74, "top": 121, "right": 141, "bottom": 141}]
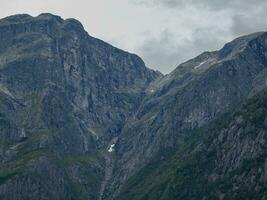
[
  {"left": 0, "top": 13, "right": 160, "bottom": 200},
  {"left": 117, "top": 87, "right": 267, "bottom": 200},
  {"left": 107, "top": 31, "right": 267, "bottom": 198},
  {"left": 0, "top": 13, "right": 267, "bottom": 200}
]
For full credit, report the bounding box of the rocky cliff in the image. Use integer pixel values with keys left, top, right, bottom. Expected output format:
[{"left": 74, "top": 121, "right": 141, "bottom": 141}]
[
  {"left": 0, "top": 13, "right": 267, "bottom": 200},
  {"left": 108, "top": 31, "right": 267, "bottom": 198},
  {"left": 0, "top": 13, "right": 160, "bottom": 200},
  {"left": 117, "top": 86, "right": 267, "bottom": 200}
]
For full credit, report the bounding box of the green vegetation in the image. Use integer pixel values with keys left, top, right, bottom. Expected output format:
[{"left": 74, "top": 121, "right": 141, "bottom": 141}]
[
  {"left": 0, "top": 172, "right": 18, "bottom": 185},
  {"left": 62, "top": 152, "right": 103, "bottom": 200},
  {"left": 63, "top": 151, "right": 102, "bottom": 167},
  {"left": 118, "top": 88, "right": 267, "bottom": 200},
  {"left": 0, "top": 148, "right": 48, "bottom": 185}
]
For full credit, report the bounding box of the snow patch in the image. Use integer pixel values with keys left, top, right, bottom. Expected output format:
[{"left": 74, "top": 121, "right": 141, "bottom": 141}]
[
  {"left": 21, "top": 128, "right": 27, "bottom": 138},
  {"left": 108, "top": 144, "right": 115, "bottom": 153},
  {"left": 0, "top": 84, "right": 14, "bottom": 98},
  {"left": 194, "top": 61, "right": 206, "bottom": 69}
]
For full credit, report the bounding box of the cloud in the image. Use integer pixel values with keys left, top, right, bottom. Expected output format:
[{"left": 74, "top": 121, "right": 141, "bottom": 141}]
[
  {"left": 129, "top": 0, "right": 267, "bottom": 73},
  {"left": 131, "top": 0, "right": 266, "bottom": 11},
  {"left": 136, "top": 30, "right": 180, "bottom": 73},
  {"left": 0, "top": 0, "right": 267, "bottom": 73},
  {"left": 130, "top": 0, "right": 186, "bottom": 7},
  {"left": 136, "top": 27, "right": 229, "bottom": 73},
  {"left": 231, "top": 5, "right": 267, "bottom": 35}
]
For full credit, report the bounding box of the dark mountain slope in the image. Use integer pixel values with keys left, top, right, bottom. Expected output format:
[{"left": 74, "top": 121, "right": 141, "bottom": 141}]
[
  {"left": 0, "top": 13, "right": 160, "bottom": 141},
  {"left": 1, "top": 13, "right": 267, "bottom": 200},
  {"left": 0, "top": 13, "right": 160, "bottom": 200},
  {"left": 108, "top": 31, "right": 267, "bottom": 197},
  {"left": 117, "top": 87, "right": 267, "bottom": 200}
]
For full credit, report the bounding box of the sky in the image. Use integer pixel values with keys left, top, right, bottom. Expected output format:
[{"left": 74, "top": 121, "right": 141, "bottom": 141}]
[{"left": 0, "top": 0, "right": 267, "bottom": 74}]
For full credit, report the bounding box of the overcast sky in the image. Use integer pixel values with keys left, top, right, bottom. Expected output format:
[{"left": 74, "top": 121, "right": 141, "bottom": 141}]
[{"left": 0, "top": 0, "right": 267, "bottom": 74}]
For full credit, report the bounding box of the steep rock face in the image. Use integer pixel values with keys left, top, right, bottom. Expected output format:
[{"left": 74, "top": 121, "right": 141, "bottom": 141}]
[
  {"left": 1, "top": 13, "right": 267, "bottom": 200},
  {"left": 117, "top": 88, "right": 267, "bottom": 200},
  {"left": 109, "top": 31, "right": 267, "bottom": 197},
  {"left": 0, "top": 13, "right": 160, "bottom": 200},
  {"left": 0, "top": 13, "right": 160, "bottom": 142}
]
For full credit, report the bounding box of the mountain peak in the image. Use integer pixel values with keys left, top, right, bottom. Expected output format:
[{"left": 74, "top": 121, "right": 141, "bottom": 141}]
[
  {"left": 218, "top": 31, "right": 266, "bottom": 60},
  {"left": 62, "top": 18, "right": 85, "bottom": 32},
  {"left": 0, "top": 13, "right": 85, "bottom": 31},
  {"left": 36, "top": 13, "right": 64, "bottom": 23},
  {"left": 0, "top": 14, "right": 33, "bottom": 24}
]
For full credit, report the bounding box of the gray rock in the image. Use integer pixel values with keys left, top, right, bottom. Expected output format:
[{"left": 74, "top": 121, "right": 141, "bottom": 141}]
[
  {"left": 0, "top": 13, "right": 160, "bottom": 200},
  {"left": 1, "top": 13, "right": 267, "bottom": 200}
]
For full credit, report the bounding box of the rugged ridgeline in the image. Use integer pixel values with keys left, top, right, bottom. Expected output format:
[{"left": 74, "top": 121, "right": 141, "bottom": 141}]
[
  {"left": 0, "top": 13, "right": 267, "bottom": 200},
  {"left": 0, "top": 13, "right": 160, "bottom": 200},
  {"left": 108, "top": 32, "right": 267, "bottom": 199}
]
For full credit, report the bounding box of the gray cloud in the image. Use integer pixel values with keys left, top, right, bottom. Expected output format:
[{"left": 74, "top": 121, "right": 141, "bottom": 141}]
[
  {"left": 131, "top": 0, "right": 185, "bottom": 7},
  {"left": 231, "top": 5, "right": 267, "bottom": 35},
  {"left": 136, "top": 30, "right": 180, "bottom": 72},
  {"left": 0, "top": 0, "right": 267, "bottom": 74},
  {"left": 130, "top": 0, "right": 267, "bottom": 73},
  {"left": 137, "top": 27, "right": 228, "bottom": 73},
  {"left": 131, "top": 0, "right": 266, "bottom": 10}
]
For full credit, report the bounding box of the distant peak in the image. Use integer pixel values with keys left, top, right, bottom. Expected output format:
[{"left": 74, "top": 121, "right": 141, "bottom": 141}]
[
  {"left": 0, "top": 13, "right": 86, "bottom": 35},
  {"left": 0, "top": 14, "right": 33, "bottom": 24},
  {"left": 36, "top": 13, "right": 85, "bottom": 32},
  {"left": 218, "top": 31, "right": 266, "bottom": 59},
  {"left": 63, "top": 18, "right": 85, "bottom": 31},
  {"left": 36, "top": 13, "right": 64, "bottom": 23},
  {"left": 0, "top": 13, "right": 65, "bottom": 25}
]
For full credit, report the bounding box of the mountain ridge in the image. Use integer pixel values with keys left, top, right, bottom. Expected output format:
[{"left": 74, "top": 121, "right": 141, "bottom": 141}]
[
  {"left": 107, "top": 29, "right": 267, "bottom": 198},
  {"left": 0, "top": 13, "right": 160, "bottom": 200},
  {"left": 0, "top": 13, "right": 267, "bottom": 200}
]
